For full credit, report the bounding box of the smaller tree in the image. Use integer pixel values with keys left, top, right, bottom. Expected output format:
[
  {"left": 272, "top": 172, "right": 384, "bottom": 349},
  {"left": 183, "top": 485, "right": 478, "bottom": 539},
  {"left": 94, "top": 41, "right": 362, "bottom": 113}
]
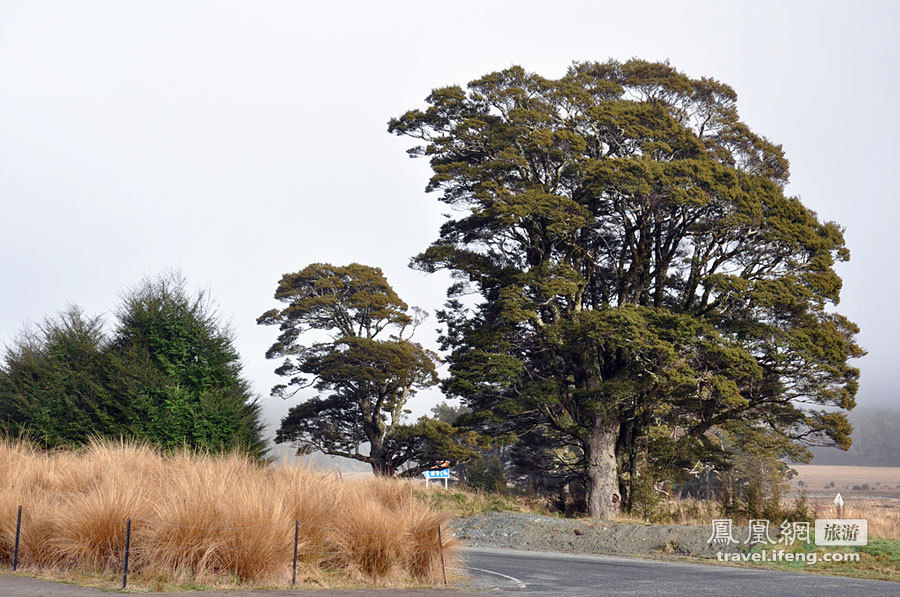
[
  {"left": 0, "top": 307, "right": 128, "bottom": 447},
  {"left": 0, "top": 274, "right": 266, "bottom": 457},
  {"left": 258, "top": 263, "right": 439, "bottom": 475},
  {"left": 114, "top": 273, "right": 268, "bottom": 458}
]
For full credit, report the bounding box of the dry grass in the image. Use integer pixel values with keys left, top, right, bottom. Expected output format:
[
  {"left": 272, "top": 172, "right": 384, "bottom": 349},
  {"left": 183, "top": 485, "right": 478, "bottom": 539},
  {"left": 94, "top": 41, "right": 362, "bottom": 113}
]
[
  {"left": 616, "top": 493, "right": 900, "bottom": 539},
  {"left": 412, "top": 484, "right": 553, "bottom": 518},
  {"left": 790, "top": 464, "right": 900, "bottom": 538},
  {"left": 809, "top": 498, "right": 900, "bottom": 539},
  {"left": 0, "top": 439, "right": 457, "bottom": 588},
  {"left": 614, "top": 497, "right": 724, "bottom": 526}
]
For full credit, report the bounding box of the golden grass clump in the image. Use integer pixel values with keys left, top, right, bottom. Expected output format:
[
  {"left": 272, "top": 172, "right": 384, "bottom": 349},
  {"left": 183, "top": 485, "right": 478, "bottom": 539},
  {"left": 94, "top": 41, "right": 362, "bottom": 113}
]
[
  {"left": 52, "top": 478, "right": 147, "bottom": 570},
  {"left": 403, "top": 507, "right": 455, "bottom": 580},
  {"left": 362, "top": 476, "right": 455, "bottom": 580},
  {"left": 0, "top": 438, "right": 457, "bottom": 588},
  {"left": 333, "top": 494, "right": 410, "bottom": 579},
  {"left": 269, "top": 463, "right": 341, "bottom": 567}
]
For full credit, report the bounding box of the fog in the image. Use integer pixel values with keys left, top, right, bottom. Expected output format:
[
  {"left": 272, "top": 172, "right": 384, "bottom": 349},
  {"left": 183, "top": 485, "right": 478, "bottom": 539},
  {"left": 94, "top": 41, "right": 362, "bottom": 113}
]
[{"left": 1, "top": 1, "right": 898, "bottom": 445}]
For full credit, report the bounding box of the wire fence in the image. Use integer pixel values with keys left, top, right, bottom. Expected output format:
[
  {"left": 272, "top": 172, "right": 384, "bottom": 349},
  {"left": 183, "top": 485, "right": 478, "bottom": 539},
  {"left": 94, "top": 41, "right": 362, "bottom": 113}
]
[{"left": 5, "top": 505, "right": 448, "bottom": 590}]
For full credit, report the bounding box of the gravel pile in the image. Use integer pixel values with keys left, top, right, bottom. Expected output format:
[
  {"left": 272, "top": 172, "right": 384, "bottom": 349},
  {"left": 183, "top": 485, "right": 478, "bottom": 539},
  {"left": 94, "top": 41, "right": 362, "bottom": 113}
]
[{"left": 450, "top": 511, "right": 747, "bottom": 557}]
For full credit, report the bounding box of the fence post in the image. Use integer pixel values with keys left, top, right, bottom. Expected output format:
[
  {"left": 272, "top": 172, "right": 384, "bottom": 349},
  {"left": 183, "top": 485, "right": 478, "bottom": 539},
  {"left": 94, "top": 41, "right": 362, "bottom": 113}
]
[
  {"left": 292, "top": 519, "right": 299, "bottom": 586},
  {"left": 12, "top": 505, "right": 22, "bottom": 571},
  {"left": 122, "top": 518, "right": 131, "bottom": 590},
  {"left": 437, "top": 524, "right": 447, "bottom": 587}
]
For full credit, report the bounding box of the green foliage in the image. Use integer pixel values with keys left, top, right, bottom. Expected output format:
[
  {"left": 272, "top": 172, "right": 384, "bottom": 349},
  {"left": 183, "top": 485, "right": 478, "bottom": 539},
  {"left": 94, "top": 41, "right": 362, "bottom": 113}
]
[
  {"left": 259, "top": 263, "right": 439, "bottom": 475},
  {"left": 0, "top": 274, "right": 267, "bottom": 457},
  {"left": 113, "top": 274, "right": 267, "bottom": 457},
  {"left": 465, "top": 454, "right": 508, "bottom": 493},
  {"left": 388, "top": 416, "right": 486, "bottom": 477},
  {"left": 0, "top": 307, "right": 130, "bottom": 447},
  {"left": 681, "top": 425, "right": 811, "bottom": 523},
  {"left": 429, "top": 401, "right": 470, "bottom": 424},
  {"left": 390, "top": 59, "right": 862, "bottom": 516},
  {"left": 422, "top": 401, "right": 514, "bottom": 491}
]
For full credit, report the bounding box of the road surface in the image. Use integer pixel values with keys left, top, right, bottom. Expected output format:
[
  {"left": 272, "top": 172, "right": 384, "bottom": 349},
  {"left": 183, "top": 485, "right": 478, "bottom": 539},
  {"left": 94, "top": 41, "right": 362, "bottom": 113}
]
[
  {"left": 462, "top": 547, "right": 899, "bottom": 595},
  {"left": 1, "top": 547, "right": 898, "bottom": 595}
]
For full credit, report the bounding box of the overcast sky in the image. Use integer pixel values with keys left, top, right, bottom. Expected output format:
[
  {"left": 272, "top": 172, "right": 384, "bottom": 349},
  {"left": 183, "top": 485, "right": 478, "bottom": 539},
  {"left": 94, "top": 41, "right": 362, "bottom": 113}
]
[{"left": 2, "top": 0, "right": 898, "bottom": 443}]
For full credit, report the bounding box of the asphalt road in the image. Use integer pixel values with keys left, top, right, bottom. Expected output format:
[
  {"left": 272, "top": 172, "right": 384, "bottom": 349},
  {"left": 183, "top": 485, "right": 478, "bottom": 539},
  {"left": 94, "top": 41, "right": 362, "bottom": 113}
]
[
  {"left": 1, "top": 548, "right": 898, "bottom": 596},
  {"left": 462, "top": 547, "right": 900, "bottom": 596}
]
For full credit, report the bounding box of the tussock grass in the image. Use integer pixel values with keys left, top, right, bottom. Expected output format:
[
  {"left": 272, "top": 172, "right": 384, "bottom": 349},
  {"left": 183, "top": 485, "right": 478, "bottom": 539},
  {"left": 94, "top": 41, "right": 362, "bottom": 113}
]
[{"left": 0, "top": 439, "right": 457, "bottom": 588}]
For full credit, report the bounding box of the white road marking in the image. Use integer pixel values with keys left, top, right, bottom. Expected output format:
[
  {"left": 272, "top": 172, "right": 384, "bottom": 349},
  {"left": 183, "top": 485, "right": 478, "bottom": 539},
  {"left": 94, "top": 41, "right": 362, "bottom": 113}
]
[{"left": 468, "top": 566, "right": 528, "bottom": 589}]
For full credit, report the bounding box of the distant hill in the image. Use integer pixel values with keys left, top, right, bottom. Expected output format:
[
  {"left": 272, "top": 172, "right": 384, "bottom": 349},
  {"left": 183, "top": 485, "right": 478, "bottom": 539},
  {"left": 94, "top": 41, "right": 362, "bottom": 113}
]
[{"left": 811, "top": 407, "right": 900, "bottom": 466}]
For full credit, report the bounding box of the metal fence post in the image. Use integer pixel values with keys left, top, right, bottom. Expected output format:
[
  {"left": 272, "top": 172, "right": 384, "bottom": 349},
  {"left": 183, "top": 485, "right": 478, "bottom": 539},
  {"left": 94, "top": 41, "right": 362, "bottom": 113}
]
[
  {"left": 122, "top": 518, "right": 131, "bottom": 590},
  {"left": 292, "top": 519, "right": 299, "bottom": 586},
  {"left": 12, "top": 505, "right": 22, "bottom": 571}
]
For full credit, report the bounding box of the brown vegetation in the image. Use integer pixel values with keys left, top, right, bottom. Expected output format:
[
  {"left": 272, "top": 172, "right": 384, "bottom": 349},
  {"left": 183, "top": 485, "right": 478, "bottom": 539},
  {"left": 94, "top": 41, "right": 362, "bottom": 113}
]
[
  {"left": 615, "top": 495, "right": 900, "bottom": 539},
  {"left": 0, "top": 439, "right": 457, "bottom": 588},
  {"left": 808, "top": 498, "right": 900, "bottom": 539}
]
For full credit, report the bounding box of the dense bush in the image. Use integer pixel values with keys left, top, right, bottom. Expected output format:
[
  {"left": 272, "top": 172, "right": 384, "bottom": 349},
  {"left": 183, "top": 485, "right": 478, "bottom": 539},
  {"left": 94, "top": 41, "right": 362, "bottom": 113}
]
[{"left": 0, "top": 274, "right": 266, "bottom": 457}]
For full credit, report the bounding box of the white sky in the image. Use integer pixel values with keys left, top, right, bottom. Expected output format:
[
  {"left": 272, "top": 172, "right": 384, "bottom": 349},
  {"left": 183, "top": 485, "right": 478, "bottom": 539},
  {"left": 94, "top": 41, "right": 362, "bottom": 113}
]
[{"left": 1, "top": 0, "right": 898, "bottom": 444}]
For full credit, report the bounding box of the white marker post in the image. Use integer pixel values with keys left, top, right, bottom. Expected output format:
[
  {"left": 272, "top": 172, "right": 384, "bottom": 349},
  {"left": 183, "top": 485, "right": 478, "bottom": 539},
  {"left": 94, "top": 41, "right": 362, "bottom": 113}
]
[
  {"left": 423, "top": 467, "right": 450, "bottom": 489},
  {"left": 834, "top": 492, "right": 844, "bottom": 519}
]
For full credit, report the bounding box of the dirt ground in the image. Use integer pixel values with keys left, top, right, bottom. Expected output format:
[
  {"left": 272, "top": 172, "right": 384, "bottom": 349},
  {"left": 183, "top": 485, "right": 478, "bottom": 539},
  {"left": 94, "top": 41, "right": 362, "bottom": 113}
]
[{"left": 451, "top": 511, "right": 746, "bottom": 557}]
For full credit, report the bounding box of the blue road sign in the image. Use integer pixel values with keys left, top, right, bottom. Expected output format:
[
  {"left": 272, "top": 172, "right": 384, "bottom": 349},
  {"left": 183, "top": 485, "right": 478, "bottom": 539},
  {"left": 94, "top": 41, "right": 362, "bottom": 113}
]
[{"left": 424, "top": 468, "right": 450, "bottom": 479}]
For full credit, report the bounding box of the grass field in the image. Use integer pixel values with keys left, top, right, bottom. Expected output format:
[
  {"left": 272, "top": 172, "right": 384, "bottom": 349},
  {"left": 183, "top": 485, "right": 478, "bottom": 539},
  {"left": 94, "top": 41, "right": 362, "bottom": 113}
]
[
  {"left": 788, "top": 465, "right": 900, "bottom": 540},
  {"left": 741, "top": 537, "right": 900, "bottom": 582},
  {"left": 790, "top": 465, "right": 900, "bottom": 497},
  {"left": 0, "top": 439, "right": 457, "bottom": 591}
]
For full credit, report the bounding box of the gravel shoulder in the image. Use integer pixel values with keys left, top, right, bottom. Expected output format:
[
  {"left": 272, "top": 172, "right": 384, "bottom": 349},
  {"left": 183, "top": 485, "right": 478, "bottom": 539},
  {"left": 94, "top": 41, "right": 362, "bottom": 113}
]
[{"left": 451, "top": 511, "right": 742, "bottom": 558}]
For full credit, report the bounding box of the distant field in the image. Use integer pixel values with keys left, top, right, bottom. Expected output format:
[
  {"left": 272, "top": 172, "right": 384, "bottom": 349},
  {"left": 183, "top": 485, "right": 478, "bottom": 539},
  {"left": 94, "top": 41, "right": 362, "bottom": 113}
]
[
  {"left": 782, "top": 466, "right": 900, "bottom": 539},
  {"left": 790, "top": 465, "right": 900, "bottom": 498}
]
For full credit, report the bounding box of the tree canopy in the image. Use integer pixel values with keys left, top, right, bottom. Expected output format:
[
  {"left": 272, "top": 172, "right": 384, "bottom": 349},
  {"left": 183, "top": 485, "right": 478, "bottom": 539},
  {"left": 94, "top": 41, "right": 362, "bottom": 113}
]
[
  {"left": 389, "top": 59, "right": 862, "bottom": 517},
  {"left": 258, "top": 263, "right": 447, "bottom": 475}
]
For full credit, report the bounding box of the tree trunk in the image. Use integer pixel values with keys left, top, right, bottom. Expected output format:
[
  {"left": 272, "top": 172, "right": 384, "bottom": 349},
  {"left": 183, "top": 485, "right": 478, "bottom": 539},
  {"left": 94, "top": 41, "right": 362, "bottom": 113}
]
[
  {"left": 368, "top": 437, "right": 394, "bottom": 476},
  {"left": 585, "top": 417, "right": 621, "bottom": 519},
  {"left": 617, "top": 411, "right": 650, "bottom": 513}
]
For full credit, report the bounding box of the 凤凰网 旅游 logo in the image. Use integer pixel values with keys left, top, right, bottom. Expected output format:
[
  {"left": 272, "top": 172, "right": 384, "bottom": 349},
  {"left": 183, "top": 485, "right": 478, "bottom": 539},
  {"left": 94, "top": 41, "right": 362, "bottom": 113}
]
[
  {"left": 814, "top": 519, "right": 868, "bottom": 546},
  {"left": 708, "top": 518, "right": 867, "bottom": 547},
  {"left": 708, "top": 518, "right": 811, "bottom": 546}
]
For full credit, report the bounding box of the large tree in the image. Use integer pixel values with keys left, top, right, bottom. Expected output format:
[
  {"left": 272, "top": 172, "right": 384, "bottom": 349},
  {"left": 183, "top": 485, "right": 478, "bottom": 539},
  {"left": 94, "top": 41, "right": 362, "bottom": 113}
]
[
  {"left": 258, "top": 263, "right": 440, "bottom": 475},
  {"left": 389, "top": 60, "right": 862, "bottom": 517}
]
